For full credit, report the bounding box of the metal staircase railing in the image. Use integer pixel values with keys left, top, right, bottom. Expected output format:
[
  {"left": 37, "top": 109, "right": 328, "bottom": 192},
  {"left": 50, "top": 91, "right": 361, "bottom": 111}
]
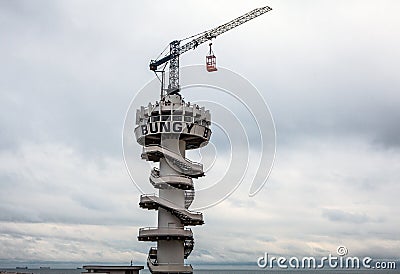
[
  {"left": 140, "top": 194, "right": 204, "bottom": 226},
  {"left": 150, "top": 167, "right": 193, "bottom": 190},
  {"left": 184, "top": 189, "right": 195, "bottom": 209},
  {"left": 184, "top": 238, "right": 194, "bottom": 259},
  {"left": 147, "top": 247, "right": 193, "bottom": 274},
  {"left": 141, "top": 145, "right": 204, "bottom": 177}
]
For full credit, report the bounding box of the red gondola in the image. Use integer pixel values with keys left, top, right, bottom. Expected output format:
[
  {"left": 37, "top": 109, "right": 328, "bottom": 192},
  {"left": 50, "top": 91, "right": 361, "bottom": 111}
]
[{"left": 206, "top": 43, "right": 217, "bottom": 72}]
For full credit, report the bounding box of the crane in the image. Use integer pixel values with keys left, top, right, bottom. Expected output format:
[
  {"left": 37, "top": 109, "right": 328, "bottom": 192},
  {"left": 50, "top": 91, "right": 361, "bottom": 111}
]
[{"left": 149, "top": 6, "right": 272, "bottom": 97}]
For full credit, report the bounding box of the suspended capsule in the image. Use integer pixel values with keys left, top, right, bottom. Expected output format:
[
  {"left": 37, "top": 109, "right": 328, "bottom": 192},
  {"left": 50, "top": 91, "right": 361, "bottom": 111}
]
[{"left": 206, "top": 43, "right": 217, "bottom": 72}]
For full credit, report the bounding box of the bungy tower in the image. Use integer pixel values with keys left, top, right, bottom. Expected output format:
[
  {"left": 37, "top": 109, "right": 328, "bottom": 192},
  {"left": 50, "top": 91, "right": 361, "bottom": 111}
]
[
  {"left": 132, "top": 6, "right": 272, "bottom": 273},
  {"left": 134, "top": 93, "right": 212, "bottom": 273}
]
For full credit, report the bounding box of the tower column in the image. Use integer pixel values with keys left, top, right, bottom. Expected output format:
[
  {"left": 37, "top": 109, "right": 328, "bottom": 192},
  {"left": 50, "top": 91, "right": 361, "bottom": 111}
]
[
  {"left": 135, "top": 97, "right": 212, "bottom": 274},
  {"left": 158, "top": 138, "right": 185, "bottom": 265}
]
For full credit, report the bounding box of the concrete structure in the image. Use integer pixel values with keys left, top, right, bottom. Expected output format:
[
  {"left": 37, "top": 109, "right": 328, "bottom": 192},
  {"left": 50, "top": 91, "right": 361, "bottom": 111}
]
[
  {"left": 135, "top": 93, "right": 212, "bottom": 273},
  {"left": 82, "top": 265, "right": 144, "bottom": 274}
]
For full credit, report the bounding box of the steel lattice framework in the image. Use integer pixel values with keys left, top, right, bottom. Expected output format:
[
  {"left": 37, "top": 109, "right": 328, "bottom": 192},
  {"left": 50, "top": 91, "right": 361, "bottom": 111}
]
[{"left": 149, "top": 6, "right": 272, "bottom": 94}]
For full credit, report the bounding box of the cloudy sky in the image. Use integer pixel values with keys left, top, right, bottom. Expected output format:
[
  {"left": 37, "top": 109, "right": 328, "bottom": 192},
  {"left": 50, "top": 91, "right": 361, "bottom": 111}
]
[{"left": 1, "top": 0, "right": 400, "bottom": 268}]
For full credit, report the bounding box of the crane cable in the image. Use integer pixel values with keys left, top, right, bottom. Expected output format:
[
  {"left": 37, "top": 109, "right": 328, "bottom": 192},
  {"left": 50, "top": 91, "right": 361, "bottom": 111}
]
[
  {"left": 155, "top": 28, "right": 212, "bottom": 62},
  {"left": 154, "top": 43, "right": 170, "bottom": 61},
  {"left": 180, "top": 29, "right": 210, "bottom": 42}
]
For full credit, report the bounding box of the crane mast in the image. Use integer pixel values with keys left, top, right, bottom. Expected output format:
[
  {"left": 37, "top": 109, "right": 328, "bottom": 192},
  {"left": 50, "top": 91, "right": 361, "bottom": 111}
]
[{"left": 149, "top": 6, "right": 272, "bottom": 96}]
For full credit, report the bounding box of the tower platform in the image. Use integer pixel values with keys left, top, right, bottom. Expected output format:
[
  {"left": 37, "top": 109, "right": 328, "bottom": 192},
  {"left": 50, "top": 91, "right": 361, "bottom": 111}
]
[{"left": 82, "top": 265, "right": 144, "bottom": 274}]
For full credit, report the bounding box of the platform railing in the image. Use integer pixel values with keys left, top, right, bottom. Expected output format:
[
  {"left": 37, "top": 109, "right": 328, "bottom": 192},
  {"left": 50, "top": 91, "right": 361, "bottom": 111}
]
[
  {"left": 139, "top": 226, "right": 192, "bottom": 233},
  {"left": 140, "top": 194, "right": 203, "bottom": 216},
  {"left": 143, "top": 145, "right": 203, "bottom": 168}
]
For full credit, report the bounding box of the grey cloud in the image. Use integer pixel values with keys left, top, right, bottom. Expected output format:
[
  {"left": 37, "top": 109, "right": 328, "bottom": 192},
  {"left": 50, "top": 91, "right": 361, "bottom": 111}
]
[
  {"left": 322, "top": 209, "right": 371, "bottom": 224},
  {"left": 1, "top": 0, "right": 399, "bottom": 155},
  {"left": 0, "top": 0, "right": 149, "bottom": 157},
  {"left": 0, "top": 0, "right": 400, "bottom": 266}
]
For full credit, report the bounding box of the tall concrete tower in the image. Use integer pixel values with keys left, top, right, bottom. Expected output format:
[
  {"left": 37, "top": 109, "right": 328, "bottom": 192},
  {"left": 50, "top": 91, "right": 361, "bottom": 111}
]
[
  {"left": 134, "top": 93, "right": 211, "bottom": 273},
  {"left": 131, "top": 6, "right": 272, "bottom": 273}
]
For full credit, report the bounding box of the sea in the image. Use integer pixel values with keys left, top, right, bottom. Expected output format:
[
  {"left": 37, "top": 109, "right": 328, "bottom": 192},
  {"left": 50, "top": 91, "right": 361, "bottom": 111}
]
[{"left": 1, "top": 268, "right": 400, "bottom": 274}]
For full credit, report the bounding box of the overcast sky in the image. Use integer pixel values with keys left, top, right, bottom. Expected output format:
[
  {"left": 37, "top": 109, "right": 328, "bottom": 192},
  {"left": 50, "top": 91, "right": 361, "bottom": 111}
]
[{"left": 1, "top": 0, "right": 399, "bottom": 268}]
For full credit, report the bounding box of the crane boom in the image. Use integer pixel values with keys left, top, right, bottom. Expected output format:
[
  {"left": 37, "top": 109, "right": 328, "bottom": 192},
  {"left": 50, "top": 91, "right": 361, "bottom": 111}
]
[
  {"left": 149, "top": 6, "right": 272, "bottom": 95},
  {"left": 179, "top": 6, "right": 272, "bottom": 55}
]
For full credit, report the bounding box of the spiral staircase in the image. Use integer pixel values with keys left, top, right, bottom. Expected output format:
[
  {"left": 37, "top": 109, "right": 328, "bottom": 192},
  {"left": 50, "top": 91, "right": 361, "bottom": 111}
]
[{"left": 135, "top": 94, "right": 211, "bottom": 274}]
